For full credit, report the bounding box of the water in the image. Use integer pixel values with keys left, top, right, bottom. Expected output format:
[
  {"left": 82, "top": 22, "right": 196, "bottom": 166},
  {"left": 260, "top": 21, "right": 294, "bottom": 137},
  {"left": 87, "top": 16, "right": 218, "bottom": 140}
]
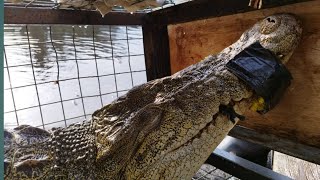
[{"left": 4, "top": 25, "right": 147, "bottom": 129}]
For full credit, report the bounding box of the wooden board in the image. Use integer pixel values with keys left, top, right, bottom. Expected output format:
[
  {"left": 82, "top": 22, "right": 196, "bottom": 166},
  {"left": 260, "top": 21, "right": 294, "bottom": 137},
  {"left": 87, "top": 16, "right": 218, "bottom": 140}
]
[
  {"left": 168, "top": 1, "right": 320, "bottom": 148},
  {"left": 273, "top": 151, "right": 320, "bottom": 180}
]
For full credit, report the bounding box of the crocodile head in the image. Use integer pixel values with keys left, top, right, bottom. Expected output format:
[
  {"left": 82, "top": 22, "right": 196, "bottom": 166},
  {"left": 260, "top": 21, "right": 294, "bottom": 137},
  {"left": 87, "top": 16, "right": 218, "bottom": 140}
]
[
  {"left": 122, "top": 13, "right": 303, "bottom": 179},
  {"left": 235, "top": 13, "right": 302, "bottom": 64}
]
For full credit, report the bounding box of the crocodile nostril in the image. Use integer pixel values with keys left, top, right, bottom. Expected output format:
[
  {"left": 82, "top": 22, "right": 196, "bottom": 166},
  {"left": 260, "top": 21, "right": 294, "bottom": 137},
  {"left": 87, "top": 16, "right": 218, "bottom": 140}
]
[{"left": 267, "top": 17, "right": 276, "bottom": 23}]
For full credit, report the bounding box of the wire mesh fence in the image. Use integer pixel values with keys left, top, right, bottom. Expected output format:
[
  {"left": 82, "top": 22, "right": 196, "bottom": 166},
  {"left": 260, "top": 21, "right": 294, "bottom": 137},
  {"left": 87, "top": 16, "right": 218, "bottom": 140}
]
[
  {"left": 4, "top": 24, "right": 147, "bottom": 130},
  {"left": 3, "top": 23, "right": 241, "bottom": 180}
]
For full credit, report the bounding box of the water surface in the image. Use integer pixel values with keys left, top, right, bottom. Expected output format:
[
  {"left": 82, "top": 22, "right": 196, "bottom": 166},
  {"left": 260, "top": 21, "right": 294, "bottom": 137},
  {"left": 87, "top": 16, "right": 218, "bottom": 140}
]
[{"left": 4, "top": 25, "right": 147, "bottom": 129}]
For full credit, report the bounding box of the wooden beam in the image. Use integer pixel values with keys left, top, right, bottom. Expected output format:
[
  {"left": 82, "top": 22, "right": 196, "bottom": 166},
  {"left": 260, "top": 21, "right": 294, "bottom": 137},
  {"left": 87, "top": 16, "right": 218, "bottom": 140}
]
[
  {"left": 146, "top": 0, "right": 312, "bottom": 25},
  {"left": 229, "top": 126, "right": 320, "bottom": 165},
  {"left": 4, "top": 7, "right": 145, "bottom": 25},
  {"left": 142, "top": 24, "right": 171, "bottom": 81}
]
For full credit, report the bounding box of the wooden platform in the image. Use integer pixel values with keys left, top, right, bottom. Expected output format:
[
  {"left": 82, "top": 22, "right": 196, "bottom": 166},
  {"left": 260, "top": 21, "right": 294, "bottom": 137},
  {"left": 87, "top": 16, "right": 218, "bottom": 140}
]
[{"left": 168, "top": 0, "right": 320, "bottom": 151}]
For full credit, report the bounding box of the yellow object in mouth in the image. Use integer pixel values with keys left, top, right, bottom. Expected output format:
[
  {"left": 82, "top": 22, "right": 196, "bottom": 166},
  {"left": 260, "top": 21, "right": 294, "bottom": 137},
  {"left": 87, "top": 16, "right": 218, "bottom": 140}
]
[{"left": 250, "top": 97, "right": 266, "bottom": 112}]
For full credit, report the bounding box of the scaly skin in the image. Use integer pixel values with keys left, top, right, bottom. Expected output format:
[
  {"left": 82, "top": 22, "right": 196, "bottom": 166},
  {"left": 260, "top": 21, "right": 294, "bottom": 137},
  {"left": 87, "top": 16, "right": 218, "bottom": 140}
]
[{"left": 4, "top": 14, "right": 302, "bottom": 179}]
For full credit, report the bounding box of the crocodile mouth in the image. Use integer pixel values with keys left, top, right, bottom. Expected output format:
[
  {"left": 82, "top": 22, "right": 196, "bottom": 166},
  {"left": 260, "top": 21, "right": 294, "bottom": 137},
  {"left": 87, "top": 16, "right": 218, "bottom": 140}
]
[
  {"left": 169, "top": 101, "right": 245, "bottom": 154},
  {"left": 189, "top": 113, "right": 218, "bottom": 142},
  {"left": 168, "top": 110, "right": 221, "bottom": 154}
]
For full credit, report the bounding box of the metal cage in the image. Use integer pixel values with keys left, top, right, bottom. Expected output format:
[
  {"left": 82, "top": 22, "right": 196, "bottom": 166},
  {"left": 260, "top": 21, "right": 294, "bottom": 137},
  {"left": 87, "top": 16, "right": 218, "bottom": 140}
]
[{"left": 3, "top": 0, "right": 318, "bottom": 179}]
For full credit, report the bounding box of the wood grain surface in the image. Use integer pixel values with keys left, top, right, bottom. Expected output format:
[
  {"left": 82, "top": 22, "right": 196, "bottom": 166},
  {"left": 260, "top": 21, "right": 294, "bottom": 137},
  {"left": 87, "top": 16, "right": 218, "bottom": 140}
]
[
  {"left": 273, "top": 151, "right": 320, "bottom": 180},
  {"left": 168, "top": 1, "right": 320, "bottom": 148}
]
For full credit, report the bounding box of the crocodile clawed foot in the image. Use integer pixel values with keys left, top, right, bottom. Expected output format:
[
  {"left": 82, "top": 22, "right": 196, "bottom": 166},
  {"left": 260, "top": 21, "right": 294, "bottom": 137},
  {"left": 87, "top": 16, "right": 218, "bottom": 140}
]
[{"left": 219, "top": 104, "right": 245, "bottom": 124}]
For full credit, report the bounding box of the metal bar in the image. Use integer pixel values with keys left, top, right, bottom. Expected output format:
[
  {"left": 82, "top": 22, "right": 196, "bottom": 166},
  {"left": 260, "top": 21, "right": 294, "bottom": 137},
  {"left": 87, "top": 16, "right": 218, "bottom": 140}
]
[
  {"left": 3, "top": 48, "right": 19, "bottom": 126},
  {"left": 145, "top": 0, "right": 313, "bottom": 25},
  {"left": 205, "top": 149, "right": 291, "bottom": 180},
  {"left": 126, "top": 26, "right": 134, "bottom": 87},
  {"left": 4, "top": 7, "right": 145, "bottom": 25},
  {"left": 4, "top": 89, "right": 130, "bottom": 114},
  {"left": 37, "top": 119, "right": 69, "bottom": 129},
  {"left": 142, "top": 24, "right": 171, "bottom": 81},
  {"left": 92, "top": 26, "right": 104, "bottom": 108},
  {"left": 109, "top": 26, "right": 119, "bottom": 98},
  {"left": 3, "top": 70, "right": 146, "bottom": 91},
  {"left": 26, "top": 26, "right": 45, "bottom": 129},
  {"left": 3, "top": 54, "right": 145, "bottom": 67},
  {"left": 4, "top": 105, "right": 40, "bottom": 114},
  {"left": 35, "top": 115, "right": 87, "bottom": 129},
  {"left": 229, "top": 126, "right": 320, "bottom": 165},
  {"left": 49, "top": 26, "right": 67, "bottom": 127},
  {"left": 72, "top": 27, "right": 87, "bottom": 119},
  {"left": 3, "top": 38, "right": 143, "bottom": 46}
]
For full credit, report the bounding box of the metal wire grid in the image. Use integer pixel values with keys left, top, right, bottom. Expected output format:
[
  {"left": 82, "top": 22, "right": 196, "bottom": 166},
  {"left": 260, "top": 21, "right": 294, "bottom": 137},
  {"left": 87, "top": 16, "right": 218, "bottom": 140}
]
[{"left": 4, "top": 24, "right": 147, "bottom": 130}]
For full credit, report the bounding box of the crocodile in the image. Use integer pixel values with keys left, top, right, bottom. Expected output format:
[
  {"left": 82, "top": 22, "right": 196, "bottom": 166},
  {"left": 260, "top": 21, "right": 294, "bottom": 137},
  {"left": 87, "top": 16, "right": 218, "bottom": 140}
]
[{"left": 4, "top": 13, "right": 302, "bottom": 179}]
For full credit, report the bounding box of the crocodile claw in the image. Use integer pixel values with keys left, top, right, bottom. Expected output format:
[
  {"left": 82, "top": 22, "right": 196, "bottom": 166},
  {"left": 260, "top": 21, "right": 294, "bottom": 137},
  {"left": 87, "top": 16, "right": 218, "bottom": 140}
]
[{"left": 219, "top": 105, "right": 245, "bottom": 124}]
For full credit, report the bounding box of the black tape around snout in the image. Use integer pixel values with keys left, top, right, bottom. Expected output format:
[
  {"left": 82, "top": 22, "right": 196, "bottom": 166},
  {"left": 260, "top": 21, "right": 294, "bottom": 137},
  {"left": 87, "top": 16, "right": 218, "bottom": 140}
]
[{"left": 226, "top": 42, "right": 292, "bottom": 114}]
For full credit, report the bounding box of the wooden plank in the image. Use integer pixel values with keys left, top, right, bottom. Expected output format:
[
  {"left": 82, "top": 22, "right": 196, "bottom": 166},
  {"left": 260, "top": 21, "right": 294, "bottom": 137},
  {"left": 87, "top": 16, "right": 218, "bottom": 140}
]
[
  {"left": 229, "top": 126, "right": 320, "bottom": 164},
  {"left": 168, "top": 1, "right": 320, "bottom": 149},
  {"left": 146, "top": 0, "right": 312, "bottom": 25},
  {"left": 4, "top": 7, "right": 145, "bottom": 25},
  {"left": 143, "top": 24, "right": 171, "bottom": 81},
  {"left": 273, "top": 151, "right": 320, "bottom": 180}
]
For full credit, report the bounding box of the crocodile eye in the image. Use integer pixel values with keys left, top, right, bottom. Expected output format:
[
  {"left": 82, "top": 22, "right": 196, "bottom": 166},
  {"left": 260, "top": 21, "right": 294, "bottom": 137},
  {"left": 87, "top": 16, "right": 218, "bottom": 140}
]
[{"left": 260, "top": 16, "right": 281, "bottom": 34}]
